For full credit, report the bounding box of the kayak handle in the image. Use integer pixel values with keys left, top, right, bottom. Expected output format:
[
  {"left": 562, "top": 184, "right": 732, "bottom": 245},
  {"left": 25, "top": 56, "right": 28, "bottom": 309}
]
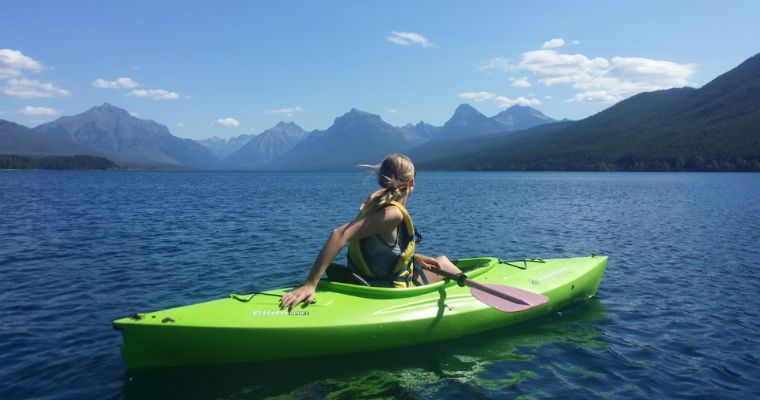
[
  {"left": 500, "top": 258, "right": 546, "bottom": 270},
  {"left": 230, "top": 292, "right": 284, "bottom": 302}
]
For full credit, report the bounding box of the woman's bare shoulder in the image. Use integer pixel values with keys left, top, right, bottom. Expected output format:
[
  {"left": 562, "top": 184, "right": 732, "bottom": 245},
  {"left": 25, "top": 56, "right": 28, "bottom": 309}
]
[{"left": 367, "top": 204, "right": 404, "bottom": 224}]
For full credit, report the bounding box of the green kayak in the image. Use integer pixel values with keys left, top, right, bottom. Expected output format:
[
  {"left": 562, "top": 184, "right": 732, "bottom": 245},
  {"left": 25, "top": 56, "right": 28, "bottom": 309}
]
[{"left": 113, "top": 255, "right": 607, "bottom": 369}]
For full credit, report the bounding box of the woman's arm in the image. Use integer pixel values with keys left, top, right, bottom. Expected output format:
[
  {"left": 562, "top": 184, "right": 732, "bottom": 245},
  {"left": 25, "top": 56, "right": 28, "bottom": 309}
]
[
  {"left": 414, "top": 254, "right": 438, "bottom": 268},
  {"left": 279, "top": 206, "right": 404, "bottom": 309}
]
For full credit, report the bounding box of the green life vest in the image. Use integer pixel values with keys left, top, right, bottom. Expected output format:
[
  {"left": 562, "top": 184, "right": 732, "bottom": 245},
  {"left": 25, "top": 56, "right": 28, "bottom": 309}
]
[{"left": 347, "top": 201, "right": 416, "bottom": 288}]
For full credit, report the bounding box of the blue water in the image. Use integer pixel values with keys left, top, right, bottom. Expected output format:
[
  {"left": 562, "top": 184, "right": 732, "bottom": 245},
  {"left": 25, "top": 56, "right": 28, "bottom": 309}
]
[{"left": 1, "top": 171, "right": 758, "bottom": 399}]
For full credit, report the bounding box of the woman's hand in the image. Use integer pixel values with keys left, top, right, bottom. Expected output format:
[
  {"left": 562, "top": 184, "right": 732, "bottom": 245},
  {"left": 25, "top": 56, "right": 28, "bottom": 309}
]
[
  {"left": 280, "top": 284, "right": 316, "bottom": 310},
  {"left": 414, "top": 254, "right": 441, "bottom": 271}
]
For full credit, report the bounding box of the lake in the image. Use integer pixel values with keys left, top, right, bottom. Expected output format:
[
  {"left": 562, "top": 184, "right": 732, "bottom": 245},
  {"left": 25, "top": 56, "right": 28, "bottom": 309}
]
[{"left": 1, "top": 171, "right": 758, "bottom": 399}]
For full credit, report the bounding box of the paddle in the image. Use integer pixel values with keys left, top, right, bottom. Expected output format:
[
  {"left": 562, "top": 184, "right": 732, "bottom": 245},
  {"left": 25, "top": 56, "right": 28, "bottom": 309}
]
[{"left": 426, "top": 267, "right": 549, "bottom": 313}]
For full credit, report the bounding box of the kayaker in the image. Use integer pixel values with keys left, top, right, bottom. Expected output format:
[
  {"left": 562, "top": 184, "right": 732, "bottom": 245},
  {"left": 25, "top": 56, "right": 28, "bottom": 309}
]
[{"left": 280, "top": 153, "right": 462, "bottom": 309}]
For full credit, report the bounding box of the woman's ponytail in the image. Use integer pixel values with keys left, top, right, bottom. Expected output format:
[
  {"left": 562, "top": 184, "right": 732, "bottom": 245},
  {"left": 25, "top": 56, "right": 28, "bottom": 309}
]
[{"left": 359, "top": 153, "right": 415, "bottom": 214}]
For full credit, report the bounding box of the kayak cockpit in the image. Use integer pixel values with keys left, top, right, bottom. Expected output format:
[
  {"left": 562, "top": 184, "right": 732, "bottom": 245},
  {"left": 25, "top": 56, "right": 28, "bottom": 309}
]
[{"left": 319, "top": 257, "right": 498, "bottom": 298}]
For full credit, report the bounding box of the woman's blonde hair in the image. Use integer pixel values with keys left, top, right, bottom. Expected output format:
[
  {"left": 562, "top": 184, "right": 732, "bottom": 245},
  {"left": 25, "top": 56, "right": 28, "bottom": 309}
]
[{"left": 360, "top": 153, "right": 416, "bottom": 214}]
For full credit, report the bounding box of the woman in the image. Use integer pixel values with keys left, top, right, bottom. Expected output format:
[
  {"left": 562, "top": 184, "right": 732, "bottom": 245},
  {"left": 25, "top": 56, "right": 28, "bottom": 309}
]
[{"left": 279, "top": 153, "right": 462, "bottom": 309}]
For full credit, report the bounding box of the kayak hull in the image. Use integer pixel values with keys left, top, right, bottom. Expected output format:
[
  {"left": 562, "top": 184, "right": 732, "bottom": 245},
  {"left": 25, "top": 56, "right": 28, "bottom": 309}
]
[{"left": 113, "top": 255, "right": 607, "bottom": 369}]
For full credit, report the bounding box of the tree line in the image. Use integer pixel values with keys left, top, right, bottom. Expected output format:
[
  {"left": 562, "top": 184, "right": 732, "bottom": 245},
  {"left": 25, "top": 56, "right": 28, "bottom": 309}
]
[{"left": 0, "top": 154, "right": 118, "bottom": 170}]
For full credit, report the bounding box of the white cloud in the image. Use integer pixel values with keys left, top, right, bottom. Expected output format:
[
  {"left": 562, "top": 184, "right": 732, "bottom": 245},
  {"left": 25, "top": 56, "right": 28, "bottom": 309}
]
[
  {"left": 176, "top": 122, "right": 185, "bottom": 127},
  {"left": 458, "top": 91, "right": 496, "bottom": 102},
  {"left": 129, "top": 112, "right": 139, "bottom": 117},
  {"left": 511, "top": 77, "right": 531, "bottom": 88},
  {"left": 458, "top": 91, "right": 541, "bottom": 108},
  {"left": 92, "top": 77, "right": 139, "bottom": 89},
  {"left": 0, "top": 49, "right": 45, "bottom": 79},
  {"left": 519, "top": 50, "right": 610, "bottom": 86},
  {"left": 127, "top": 89, "right": 179, "bottom": 100},
  {"left": 266, "top": 106, "right": 302, "bottom": 116},
  {"left": 518, "top": 49, "right": 694, "bottom": 103},
  {"left": 215, "top": 118, "right": 240, "bottom": 128},
  {"left": 387, "top": 31, "right": 434, "bottom": 47},
  {"left": 545, "top": 95, "right": 553, "bottom": 100},
  {"left": 20, "top": 106, "right": 59, "bottom": 116},
  {"left": 609, "top": 57, "right": 693, "bottom": 87},
  {"left": 2, "top": 78, "right": 71, "bottom": 98},
  {"left": 0, "top": 50, "right": 72, "bottom": 99},
  {"left": 387, "top": 109, "right": 400, "bottom": 114},
  {"left": 571, "top": 40, "right": 580, "bottom": 45},
  {"left": 494, "top": 96, "right": 542, "bottom": 108},
  {"left": 478, "top": 57, "right": 514, "bottom": 73},
  {"left": 542, "top": 38, "right": 566, "bottom": 49}
]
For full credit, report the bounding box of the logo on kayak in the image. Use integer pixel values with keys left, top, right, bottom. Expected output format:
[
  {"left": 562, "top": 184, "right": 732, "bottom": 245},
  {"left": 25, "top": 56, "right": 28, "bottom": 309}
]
[
  {"left": 530, "top": 267, "right": 570, "bottom": 286},
  {"left": 252, "top": 310, "right": 310, "bottom": 317}
]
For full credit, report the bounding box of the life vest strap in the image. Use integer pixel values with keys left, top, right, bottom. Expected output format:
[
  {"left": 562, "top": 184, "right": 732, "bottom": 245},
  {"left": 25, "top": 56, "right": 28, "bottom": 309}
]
[
  {"left": 412, "top": 257, "right": 429, "bottom": 286},
  {"left": 347, "top": 201, "right": 416, "bottom": 282}
]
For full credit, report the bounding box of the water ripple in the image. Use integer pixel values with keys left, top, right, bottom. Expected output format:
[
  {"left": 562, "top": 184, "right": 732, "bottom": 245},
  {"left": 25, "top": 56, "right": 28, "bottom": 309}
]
[{"left": 1, "top": 171, "right": 759, "bottom": 399}]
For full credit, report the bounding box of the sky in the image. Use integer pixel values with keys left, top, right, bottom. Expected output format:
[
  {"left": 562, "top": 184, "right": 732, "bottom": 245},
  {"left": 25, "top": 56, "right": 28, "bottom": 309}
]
[{"left": 1, "top": 1, "right": 759, "bottom": 140}]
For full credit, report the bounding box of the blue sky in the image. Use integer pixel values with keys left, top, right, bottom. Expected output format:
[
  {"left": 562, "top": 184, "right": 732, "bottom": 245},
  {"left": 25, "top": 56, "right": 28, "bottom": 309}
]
[{"left": 2, "top": 1, "right": 759, "bottom": 140}]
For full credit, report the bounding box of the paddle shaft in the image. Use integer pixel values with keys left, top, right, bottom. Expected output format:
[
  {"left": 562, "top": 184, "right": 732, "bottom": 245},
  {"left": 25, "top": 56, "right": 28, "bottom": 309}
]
[{"left": 427, "top": 267, "right": 530, "bottom": 306}]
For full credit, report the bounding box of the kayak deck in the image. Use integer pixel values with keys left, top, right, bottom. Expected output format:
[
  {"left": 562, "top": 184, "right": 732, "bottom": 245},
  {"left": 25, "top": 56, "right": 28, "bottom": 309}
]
[{"left": 114, "top": 255, "right": 607, "bottom": 369}]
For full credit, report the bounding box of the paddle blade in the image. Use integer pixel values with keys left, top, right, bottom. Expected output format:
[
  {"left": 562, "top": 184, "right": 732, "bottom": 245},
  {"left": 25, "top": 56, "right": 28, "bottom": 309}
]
[{"left": 470, "top": 284, "right": 549, "bottom": 313}]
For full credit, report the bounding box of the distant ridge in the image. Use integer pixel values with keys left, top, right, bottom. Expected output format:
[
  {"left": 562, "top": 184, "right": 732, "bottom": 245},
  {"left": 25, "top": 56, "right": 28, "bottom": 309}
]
[
  {"left": 491, "top": 105, "right": 557, "bottom": 132},
  {"left": 0, "top": 119, "right": 105, "bottom": 157},
  {"left": 198, "top": 134, "right": 255, "bottom": 159},
  {"left": 399, "top": 121, "right": 441, "bottom": 145},
  {"left": 263, "top": 104, "right": 556, "bottom": 170},
  {"left": 34, "top": 103, "right": 220, "bottom": 169},
  {"left": 224, "top": 122, "right": 308, "bottom": 168},
  {"left": 2, "top": 101, "right": 558, "bottom": 170},
  {"left": 438, "top": 104, "right": 506, "bottom": 139},
  {"left": 267, "top": 108, "right": 412, "bottom": 170},
  {"left": 417, "top": 52, "right": 760, "bottom": 171}
]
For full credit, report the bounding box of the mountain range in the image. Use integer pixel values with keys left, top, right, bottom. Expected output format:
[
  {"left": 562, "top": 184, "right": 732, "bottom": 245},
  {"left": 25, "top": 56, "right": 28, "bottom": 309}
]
[
  {"left": 0, "top": 119, "right": 103, "bottom": 157},
  {"left": 198, "top": 134, "right": 255, "bottom": 159},
  {"left": 224, "top": 122, "right": 308, "bottom": 169},
  {"left": 416, "top": 52, "right": 760, "bottom": 171},
  {"left": 0, "top": 101, "right": 556, "bottom": 170},
  {"left": 32, "top": 103, "right": 219, "bottom": 168},
  {"left": 1, "top": 51, "right": 758, "bottom": 171}
]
